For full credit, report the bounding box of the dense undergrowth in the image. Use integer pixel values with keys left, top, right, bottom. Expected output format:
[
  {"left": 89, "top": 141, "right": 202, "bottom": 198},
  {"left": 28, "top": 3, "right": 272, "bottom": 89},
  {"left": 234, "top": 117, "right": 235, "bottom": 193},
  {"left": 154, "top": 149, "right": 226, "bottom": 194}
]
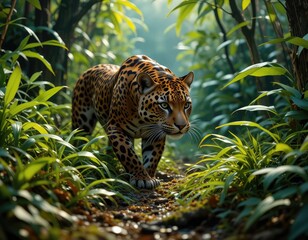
[
  {"left": 0, "top": 6, "right": 134, "bottom": 239},
  {"left": 176, "top": 63, "right": 308, "bottom": 239},
  {"left": 1, "top": 1, "right": 308, "bottom": 240}
]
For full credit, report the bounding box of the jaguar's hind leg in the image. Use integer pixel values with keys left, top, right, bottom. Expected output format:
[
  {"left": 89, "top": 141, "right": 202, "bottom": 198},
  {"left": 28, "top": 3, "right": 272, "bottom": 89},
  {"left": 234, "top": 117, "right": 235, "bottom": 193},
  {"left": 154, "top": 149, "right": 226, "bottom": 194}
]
[{"left": 72, "top": 84, "right": 97, "bottom": 134}]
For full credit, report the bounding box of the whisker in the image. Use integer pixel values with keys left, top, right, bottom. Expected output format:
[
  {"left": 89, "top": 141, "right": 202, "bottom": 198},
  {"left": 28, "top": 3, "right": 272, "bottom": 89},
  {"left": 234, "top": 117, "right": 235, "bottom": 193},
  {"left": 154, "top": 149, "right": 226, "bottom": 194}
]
[
  {"left": 144, "top": 128, "right": 165, "bottom": 145},
  {"left": 187, "top": 124, "right": 202, "bottom": 143}
]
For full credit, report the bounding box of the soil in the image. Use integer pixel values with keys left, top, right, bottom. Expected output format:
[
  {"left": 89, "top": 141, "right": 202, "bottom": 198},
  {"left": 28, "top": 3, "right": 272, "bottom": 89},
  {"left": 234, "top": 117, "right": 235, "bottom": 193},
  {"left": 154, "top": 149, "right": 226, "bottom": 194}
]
[
  {"left": 61, "top": 171, "right": 222, "bottom": 240},
  {"left": 56, "top": 170, "right": 290, "bottom": 240}
]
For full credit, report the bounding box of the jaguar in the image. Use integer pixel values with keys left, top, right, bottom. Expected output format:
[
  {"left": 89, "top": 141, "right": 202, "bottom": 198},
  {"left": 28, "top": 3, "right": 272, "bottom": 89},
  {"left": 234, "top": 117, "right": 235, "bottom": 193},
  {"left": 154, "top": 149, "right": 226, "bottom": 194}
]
[{"left": 72, "top": 55, "right": 194, "bottom": 189}]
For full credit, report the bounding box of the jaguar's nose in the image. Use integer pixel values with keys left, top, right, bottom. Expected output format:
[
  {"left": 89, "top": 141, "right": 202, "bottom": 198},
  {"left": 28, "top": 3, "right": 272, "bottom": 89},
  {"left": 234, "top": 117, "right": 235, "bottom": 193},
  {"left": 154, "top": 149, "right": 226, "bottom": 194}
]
[{"left": 174, "top": 123, "right": 186, "bottom": 131}]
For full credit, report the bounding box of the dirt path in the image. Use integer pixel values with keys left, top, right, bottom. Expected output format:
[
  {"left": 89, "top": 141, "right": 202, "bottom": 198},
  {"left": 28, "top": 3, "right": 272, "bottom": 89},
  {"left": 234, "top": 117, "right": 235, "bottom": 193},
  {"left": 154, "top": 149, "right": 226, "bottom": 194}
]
[{"left": 63, "top": 172, "right": 220, "bottom": 240}]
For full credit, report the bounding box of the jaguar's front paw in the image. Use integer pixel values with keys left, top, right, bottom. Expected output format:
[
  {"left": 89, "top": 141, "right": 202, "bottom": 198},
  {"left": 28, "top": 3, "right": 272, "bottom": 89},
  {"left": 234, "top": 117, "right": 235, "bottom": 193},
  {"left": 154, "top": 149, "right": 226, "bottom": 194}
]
[{"left": 130, "top": 177, "right": 160, "bottom": 189}]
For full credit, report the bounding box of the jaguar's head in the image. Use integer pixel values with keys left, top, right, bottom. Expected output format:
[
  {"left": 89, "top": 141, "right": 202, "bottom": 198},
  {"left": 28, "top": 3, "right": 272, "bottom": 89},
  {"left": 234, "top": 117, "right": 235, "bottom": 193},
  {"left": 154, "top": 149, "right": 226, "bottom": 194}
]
[{"left": 137, "top": 71, "right": 194, "bottom": 140}]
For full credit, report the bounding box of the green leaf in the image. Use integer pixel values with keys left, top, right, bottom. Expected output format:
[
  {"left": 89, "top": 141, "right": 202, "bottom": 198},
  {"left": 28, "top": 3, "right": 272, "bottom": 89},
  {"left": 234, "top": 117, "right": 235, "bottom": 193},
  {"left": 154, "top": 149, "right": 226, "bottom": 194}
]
[
  {"left": 22, "top": 122, "right": 48, "bottom": 135},
  {"left": 299, "top": 182, "right": 308, "bottom": 194},
  {"left": 273, "top": 82, "right": 301, "bottom": 98},
  {"left": 253, "top": 165, "right": 308, "bottom": 190},
  {"left": 81, "top": 135, "right": 105, "bottom": 151},
  {"left": 21, "top": 138, "right": 36, "bottom": 151},
  {"left": 109, "top": 10, "right": 121, "bottom": 34},
  {"left": 300, "top": 137, "right": 308, "bottom": 151},
  {"left": 291, "top": 96, "right": 308, "bottom": 111},
  {"left": 14, "top": 23, "right": 41, "bottom": 43},
  {"left": 17, "top": 36, "right": 31, "bottom": 51},
  {"left": 12, "top": 121, "right": 22, "bottom": 145},
  {"left": 266, "top": 1, "right": 277, "bottom": 22},
  {"left": 227, "top": 21, "right": 250, "bottom": 36},
  {"left": 219, "top": 173, "right": 235, "bottom": 204},
  {"left": 261, "top": 34, "right": 308, "bottom": 55},
  {"left": 22, "top": 40, "right": 67, "bottom": 51},
  {"left": 242, "top": 0, "right": 251, "bottom": 10},
  {"left": 116, "top": 0, "right": 142, "bottom": 16},
  {"left": 285, "top": 110, "right": 308, "bottom": 120},
  {"left": 9, "top": 101, "right": 46, "bottom": 117},
  {"left": 217, "top": 121, "right": 279, "bottom": 143},
  {"left": 26, "top": 0, "right": 42, "bottom": 10},
  {"left": 77, "top": 179, "right": 115, "bottom": 199},
  {"left": 17, "top": 190, "right": 73, "bottom": 222},
  {"left": 217, "top": 40, "right": 233, "bottom": 52},
  {"left": 13, "top": 205, "right": 48, "bottom": 227},
  {"left": 22, "top": 50, "right": 54, "bottom": 75},
  {"left": 223, "top": 63, "right": 289, "bottom": 89},
  {"left": 238, "top": 197, "right": 261, "bottom": 207},
  {"left": 250, "top": 67, "right": 287, "bottom": 77},
  {"left": 168, "top": 0, "right": 199, "bottom": 14},
  {"left": 0, "top": 148, "right": 15, "bottom": 161},
  {"left": 289, "top": 205, "right": 308, "bottom": 240},
  {"left": 271, "top": 143, "right": 293, "bottom": 154},
  {"left": 244, "top": 196, "right": 290, "bottom": 231},
  {"left": 17, "top": 157, "right": 55, "bottom": 184},
  {"left": 295, "top": 33, "right": 308, "bottom": 56},
  {"left": 63, "top": 151, "right": 99, "bottom": 165},
  {"left": 174, "top": 1, "right": 197, "bottom": 35},
  {"left": 32, "top": 134, "right": 75, "bottom": 151},
  {"left": 250, "top": 89, "right": 282, "bottom": 105},
  {"left": 87, "top": 188, "right": 116, "bottom": 197},
  {"left": 114, "top": 10, "right": 136, "bottom": 33},
  {"left": 4, "top": 66, "right": 21, "bottom": 107},
  {"left": 288, "top": 36, "right": 308, "bottom": 49},
  {"left": 29, "top": 72, "right": 42, "bottom": 82},
  {"left": 273, "top": 186, "right": 297, "bottom": 199},
  {"left": 33, "top": 86, "right": 64, "bottom": 102},
  {"left": 234, "top": 105, "right": 277, "bottom": 115}
]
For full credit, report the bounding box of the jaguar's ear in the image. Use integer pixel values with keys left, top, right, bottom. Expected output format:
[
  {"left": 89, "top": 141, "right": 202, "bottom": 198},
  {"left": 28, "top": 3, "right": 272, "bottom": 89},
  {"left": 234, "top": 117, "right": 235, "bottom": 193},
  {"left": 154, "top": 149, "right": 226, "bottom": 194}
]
[
  {"left": 137, "top": 72, "right": 157, "bottom": 94},
  {"left": 181, "top": 72, "right": 194, "bottom": 88}
]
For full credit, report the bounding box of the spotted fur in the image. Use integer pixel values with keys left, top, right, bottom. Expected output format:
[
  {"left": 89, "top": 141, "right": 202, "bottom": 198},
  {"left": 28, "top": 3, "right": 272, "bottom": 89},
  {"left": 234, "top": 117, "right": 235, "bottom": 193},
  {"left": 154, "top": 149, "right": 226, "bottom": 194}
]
[{"left": 72, "top": 55, "right": 194, "bottom": 189}]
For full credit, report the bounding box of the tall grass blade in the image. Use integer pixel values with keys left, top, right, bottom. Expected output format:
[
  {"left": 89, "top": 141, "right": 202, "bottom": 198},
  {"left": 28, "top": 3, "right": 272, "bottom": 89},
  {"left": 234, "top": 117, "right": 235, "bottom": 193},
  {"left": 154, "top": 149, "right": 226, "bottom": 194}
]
[
  {"left": 216, "top": 121, "right": 280, "bottom": 143},
  {"left": 4, "top": 66, "right": 21, "bottom": 107},
  {"left": 244, "top": 196, "right": 290, "bottom": 231},
  {"left": 288, "top": 205, "right": 308, "bottom": 240}
]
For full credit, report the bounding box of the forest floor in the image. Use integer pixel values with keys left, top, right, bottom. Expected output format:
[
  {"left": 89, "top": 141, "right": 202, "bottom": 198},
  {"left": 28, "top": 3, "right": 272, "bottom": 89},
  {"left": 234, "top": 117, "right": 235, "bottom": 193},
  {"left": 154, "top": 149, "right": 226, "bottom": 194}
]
[
  {"left": 58, "top": 170, "right": 225, "bottom": 240},
  {"left": 57, "top": 168, "right": 288, "bottom": 240}
]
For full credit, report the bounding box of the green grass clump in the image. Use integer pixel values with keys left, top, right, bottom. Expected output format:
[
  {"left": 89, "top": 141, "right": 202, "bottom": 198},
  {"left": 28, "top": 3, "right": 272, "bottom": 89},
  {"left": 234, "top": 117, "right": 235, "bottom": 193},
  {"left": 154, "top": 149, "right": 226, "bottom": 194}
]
[
  {"left": 0, "top": 19, "right": 132, "bottom": 239},
  {"left": 178, "top": 63, "right": 308, "bottom": 239}
]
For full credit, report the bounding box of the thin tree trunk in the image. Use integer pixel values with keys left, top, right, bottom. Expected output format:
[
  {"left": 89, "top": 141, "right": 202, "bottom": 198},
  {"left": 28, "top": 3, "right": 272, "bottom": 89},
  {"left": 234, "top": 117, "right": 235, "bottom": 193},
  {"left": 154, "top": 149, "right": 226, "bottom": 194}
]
[
  {"left": 285, "top": 0, "right": 308, "bottom": 93},
  {"left": 30, "top": 0, "right": 102, "bottom": 103},
  {"left": 229, "top": 0, "right": 265, "bottom": 93}
]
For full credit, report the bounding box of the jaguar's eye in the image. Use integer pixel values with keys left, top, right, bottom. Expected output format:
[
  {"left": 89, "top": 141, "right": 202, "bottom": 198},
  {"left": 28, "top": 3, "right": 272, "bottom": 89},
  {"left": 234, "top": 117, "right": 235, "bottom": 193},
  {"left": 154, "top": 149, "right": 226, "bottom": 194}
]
[
  {"left": 184, "top": 102, "right": 191, "bottom": 109},
  {"left": 159, "top": 102, "right": 169, "bottom": 109}
]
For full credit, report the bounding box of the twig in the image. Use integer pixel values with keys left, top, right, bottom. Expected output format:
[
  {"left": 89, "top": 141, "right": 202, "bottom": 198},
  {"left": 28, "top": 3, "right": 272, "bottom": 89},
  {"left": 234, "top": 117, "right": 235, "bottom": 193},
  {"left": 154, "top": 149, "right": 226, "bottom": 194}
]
[
  {"left": 0, "top": 0, "right": 17, "bottom": 49},
  {"left": 204, "top": 0, "right": 232, "bottom": 15},
  {"left": 251, "top": 0, "right": 256, "bottom": 36},
  {"left": 213, "top": 0, "right": 235, "bottom": 74},
  {"left": 72, "top": 0, "right": 103, "bottom": 28}
]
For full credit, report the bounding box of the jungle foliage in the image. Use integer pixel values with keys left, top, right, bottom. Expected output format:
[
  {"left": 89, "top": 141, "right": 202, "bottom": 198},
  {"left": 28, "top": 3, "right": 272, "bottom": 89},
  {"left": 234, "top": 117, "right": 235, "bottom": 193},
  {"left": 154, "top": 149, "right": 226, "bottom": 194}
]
[
  {"left": 0, "top": 0, "right": 140, "bottom": 239},
  {"left": 0, "top": 0, "right": 307, "bottom": 239},
  {"left": 169, "top": 0, "right": 308, "bottom": 238}
]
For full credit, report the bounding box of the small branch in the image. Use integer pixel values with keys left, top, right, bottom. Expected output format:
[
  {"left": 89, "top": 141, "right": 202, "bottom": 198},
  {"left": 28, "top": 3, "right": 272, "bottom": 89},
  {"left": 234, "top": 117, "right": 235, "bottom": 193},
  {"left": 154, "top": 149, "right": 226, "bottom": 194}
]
[
  {"left": 71, "top": 0, "right": 103, "bottom": 28},
  {"left": 213, "top": 1, "right": 235, "bottom": 74},
  {"left": 229, "top": 0, "right": 250, "bottom": 36},
  {"left": 0, "top": 0, "right": 17, "bottom": 49},
  {"left": 204, "top": 0, "right": 232, "bottom": 15},
  {"left": 229, "top": 0, "right": 264, "bottom": 93},
  {"left": 251, "top": 0, "right": 257, "bottom": 36},
  {"left": 264, "top": 0, "right": 292, "bottom": 73},
  {"left": 229, "top": 0, "right": 260, "bottom": 64}
]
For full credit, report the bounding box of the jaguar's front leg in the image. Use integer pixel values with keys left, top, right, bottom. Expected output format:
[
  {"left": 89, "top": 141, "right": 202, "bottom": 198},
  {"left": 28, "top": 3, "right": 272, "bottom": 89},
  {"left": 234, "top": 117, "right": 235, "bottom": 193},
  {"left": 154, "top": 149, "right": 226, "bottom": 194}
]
[
  {"left": 107, "top": 126, "right": 160, "bottom": 189},
  {"left": 142, "top": 137, "right": 166, "bottom": 178}
]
